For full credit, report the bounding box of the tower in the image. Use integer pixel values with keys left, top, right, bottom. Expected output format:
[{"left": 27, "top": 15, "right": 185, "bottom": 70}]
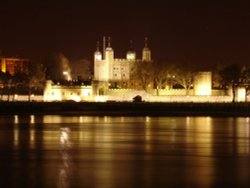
[
  {"left": 94, "top": 41, "right": 102, "bottom": 61},
  {"left": 105, "top": 37, "right": 114, "bottom": 62},
  {"left": 105, "top": 37, "right": 114, "bottom": 81},
  {"left": 142, "top": 37, "right": 151, "bottom": 61},
  {"left": 94, "top": 41, "right": 102, "bottom": 81},
  {"left": 126, "top": 40, "right": 136, "bottom": 60}
]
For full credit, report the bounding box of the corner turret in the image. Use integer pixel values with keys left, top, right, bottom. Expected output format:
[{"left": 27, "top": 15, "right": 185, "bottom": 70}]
[
  {"left": 142, "top": 37, "right": 151, "bottom": 61},
  {"left": 126, "top": 40, "right": 136, "bottom": 60},
  {"left": 105, "top": 37, "right": 114, "bottom": 62},
  {"left": 94, "top": 41, "right": 102, "bottom": 61}
]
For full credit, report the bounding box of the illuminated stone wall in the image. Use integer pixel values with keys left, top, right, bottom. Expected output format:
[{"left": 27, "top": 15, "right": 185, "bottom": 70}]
[
  {"left": 151, "top": 89, "right": 193, "bottom": 96},
  {"left": 39, "top": 79, "right": 245, "bottom": 103},
  {"left": 148, "top": 95, "right": 232, "bottom": 103},
  {"left": 43, "top": 81, "right": 93, "bottom": 102},
  {"left": 102, "top": 88, "right": 233, "bottom": 102},
  {"left": 0, "top": 88, "right": 238, "bottom": 102},
  {"left": 94, "top": 94, "right": 233, "bottom": 103},
  {"left": 108, "top": 88, "right": 226, "bottom": 98}
]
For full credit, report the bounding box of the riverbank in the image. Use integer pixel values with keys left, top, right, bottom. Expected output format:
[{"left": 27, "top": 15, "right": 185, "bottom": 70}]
[{"left": 0, "top": 101, "right": 250, "bottom": 116}]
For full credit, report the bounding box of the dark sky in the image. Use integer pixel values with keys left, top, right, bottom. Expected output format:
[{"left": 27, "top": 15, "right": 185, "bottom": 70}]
[{"left": 1, "top": 0, "right": 250, "bottom": 69}]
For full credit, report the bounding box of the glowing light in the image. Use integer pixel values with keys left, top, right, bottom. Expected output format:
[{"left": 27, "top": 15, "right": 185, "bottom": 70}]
[
  {"left": 126, "top": 53, "right": 136, "bottom": 60},
  {"left": 95, "top": 52, "right": 102, "bottom": 61},
  {"left": 63, "top": 71, "right": 68, "bottom": 75},
  {"left": 14, "top": 128, "right": 19, "bottom": 147},
  {"left": 43, "top": 115, "right": 63, "bottom": 123},
  {"left": 79, "top": 116, "right": 84, "bottom": 123},
  {"left": 237, "top": 87, "right": 246, "bottom": 102},
  {"left": 82, "top": 88, "right": 91, "bottom": 96},
  {"left": 30, "top": 129, "right": 35, "bottom": 141},
  {"left": 63, "top": 71, "right": 72, "bottom": 81},
  {"left": 14, "top": 94, "right": 18, "bottom": 100},
  {"left": 145, "top": 116, "right": 150, "bottom": 123},
  {"left": 95, "top": 96, "right": 107, "bottom": 102},
  {"left": 60, "top": 128, "right": 70, "bottom": 145},
  {"left": 194, "top": 72, "right": 212, "bottom": 96},
  {"left": 58, "top": 127, "right": 72, "bottom": 187},
  {"left": 14, "top": 115, "right": 19, "bottom": 124},
  {"left": 30, "top": 129, "right": 35, "bottom": 149},
  {"left": 71, "top": 95, "right": 81, "bottom": 102},
  {"left": 30, "top": 115, "right": 35, "bottom": 124}
]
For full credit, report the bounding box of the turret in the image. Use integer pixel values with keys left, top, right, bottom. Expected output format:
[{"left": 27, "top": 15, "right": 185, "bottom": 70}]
[
  {"left": 94, "top": 41, "right": 102, "bottom": 61},
  {"left": 105, "top": 37, "right": 114, "bottom": 62},
  {"left": 142, "top": 37, "right": 151, "bottom": 61},
  {"left": 126, "top": 40, "right": 136, "bottom": 60}
]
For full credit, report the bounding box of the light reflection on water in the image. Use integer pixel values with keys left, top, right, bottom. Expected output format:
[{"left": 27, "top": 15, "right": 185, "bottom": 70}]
[
  {"left": 0, "top": 115, "right": 250, "bottom": 187},
  {"left": 58, "top": 127, "right": 72, "bottom": 188}
]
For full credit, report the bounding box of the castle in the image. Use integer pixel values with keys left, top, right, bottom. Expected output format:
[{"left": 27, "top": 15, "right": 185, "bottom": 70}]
[
  {"left": 42, "top": 37, "right": 246, "bottom": 103},
  {"left": 94, "top": 37, "right": 151, "bottom": 86}
]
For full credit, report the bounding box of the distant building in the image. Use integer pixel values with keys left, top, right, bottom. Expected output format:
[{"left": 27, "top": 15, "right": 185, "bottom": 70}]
[
  {"left": 94, "top": 37, "right": 151, "bottom": 83},
  {"left": 0, "top": 57, "right": 29, "bottom": 75},
  {"left": 40, "top": 36, "right": 246, "bottom": 103},
  {"left": 43, "top": 80, "right": 93, "bottom": 102}
]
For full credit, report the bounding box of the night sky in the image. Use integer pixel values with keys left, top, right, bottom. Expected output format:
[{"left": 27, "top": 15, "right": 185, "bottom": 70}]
[{"left": 1, "top": 0, "right": 250, "bottom": 69}]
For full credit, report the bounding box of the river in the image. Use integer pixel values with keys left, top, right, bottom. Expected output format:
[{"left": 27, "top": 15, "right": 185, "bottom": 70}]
[{"left": 0, "top": 115, "right": 250, "bottom": 187}]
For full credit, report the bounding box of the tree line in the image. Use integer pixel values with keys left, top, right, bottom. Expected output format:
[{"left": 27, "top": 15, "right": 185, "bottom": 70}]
[{"left": 130, "top": 61, "right": 250, "bottom": 102}]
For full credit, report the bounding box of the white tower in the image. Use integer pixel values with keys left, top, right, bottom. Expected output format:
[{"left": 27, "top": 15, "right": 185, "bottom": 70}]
[{"left": 142, "top": 37, "right": 151, "bottom": 61}]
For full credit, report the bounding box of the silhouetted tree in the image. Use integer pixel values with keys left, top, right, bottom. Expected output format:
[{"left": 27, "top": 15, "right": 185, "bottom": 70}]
[
  {"left": 26, "top": 63, "right": 46, "bottom": 101},
  {"left": 173, "top": 66, "right": 194, "bottom": 95},
  {"left": 152, "top": 62, "right": 176, "bottom": 95},
  {"left": 219, "top": 64, "right": 242, "bottom": 102},
  {"left": 240, "top": 66, "right": 250, "bottom": 99},
  {"left": 4, "top": 73, "right": 15, "bottom": 101},
  {"left": 130, "top": 61, "right": 154, "bottom": 91}
]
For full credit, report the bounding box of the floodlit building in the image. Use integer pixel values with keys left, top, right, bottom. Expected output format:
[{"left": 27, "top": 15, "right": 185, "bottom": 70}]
[
  {"left": 94, "top": 37, "right": 151, "bottom": 83},
  {"left": 43, "top": 80, "right": 93, "bottom": 102},
  {"left": 0, "top": 57, "right": 29, "bottom": 75},
  {"left": 40, "top": 37, "right": 246, "bottom": 103}
]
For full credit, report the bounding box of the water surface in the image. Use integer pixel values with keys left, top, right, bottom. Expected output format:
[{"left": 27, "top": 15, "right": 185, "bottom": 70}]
[{"left": 0, "top": 115, "right": 250, "bottom": 187}]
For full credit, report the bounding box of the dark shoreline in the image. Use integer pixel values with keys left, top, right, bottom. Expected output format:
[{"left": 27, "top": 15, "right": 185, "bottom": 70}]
[{"left": 0, "top": 101, "right": 250, "bottom": 116}]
